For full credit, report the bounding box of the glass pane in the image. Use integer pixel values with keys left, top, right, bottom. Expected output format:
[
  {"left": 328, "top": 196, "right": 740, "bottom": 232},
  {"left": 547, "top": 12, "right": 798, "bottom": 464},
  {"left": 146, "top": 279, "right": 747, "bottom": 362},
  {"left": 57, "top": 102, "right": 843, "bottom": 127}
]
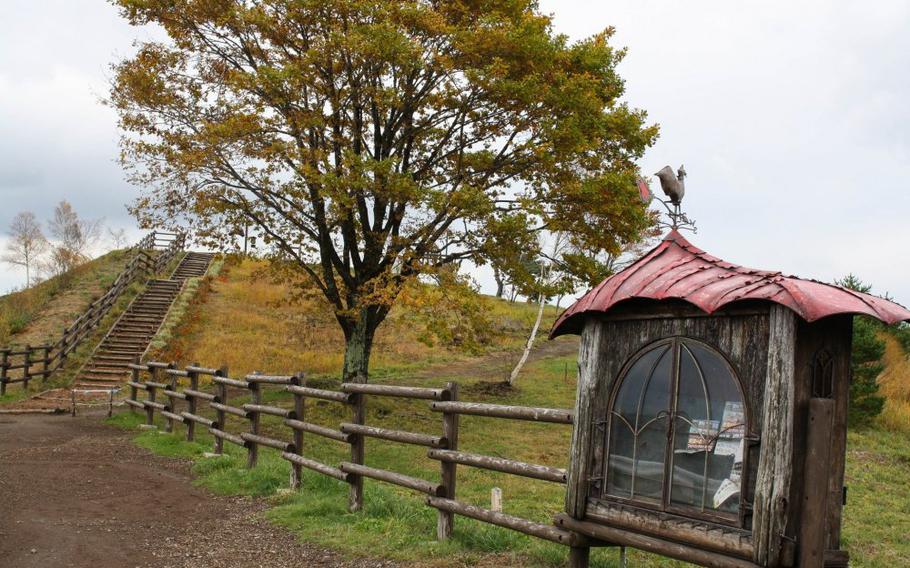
[
  {"left": 607, "top": 344, "right": 671, "bottom": 503},
  {"left": 670, "top": 343, "right": 745, "bottom": 515}
]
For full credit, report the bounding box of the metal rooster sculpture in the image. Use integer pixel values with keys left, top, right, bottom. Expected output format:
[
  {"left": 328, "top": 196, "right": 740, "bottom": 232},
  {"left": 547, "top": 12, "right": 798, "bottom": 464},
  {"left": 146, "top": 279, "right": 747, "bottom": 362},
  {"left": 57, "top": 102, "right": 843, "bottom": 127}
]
[
  {"left": 650, "top": 164, "right": 695, "bottom": 232},
  {"left": 654, "top": 165, "right": 686, "bottom": 206}
]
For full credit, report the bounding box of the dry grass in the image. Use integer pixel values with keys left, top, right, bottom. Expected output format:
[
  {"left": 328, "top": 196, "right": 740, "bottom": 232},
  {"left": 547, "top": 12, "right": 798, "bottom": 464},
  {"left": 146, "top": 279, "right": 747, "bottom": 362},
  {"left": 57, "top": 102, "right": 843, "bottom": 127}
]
[
  {"left": 877, "top": 334, "right": 910, "bottom": 432},
  {"left": 151, "top": 257, "right": 557, "bottom": 380},
  {"left": 0, "top": 250, "right": 130, "bottom": 346}
]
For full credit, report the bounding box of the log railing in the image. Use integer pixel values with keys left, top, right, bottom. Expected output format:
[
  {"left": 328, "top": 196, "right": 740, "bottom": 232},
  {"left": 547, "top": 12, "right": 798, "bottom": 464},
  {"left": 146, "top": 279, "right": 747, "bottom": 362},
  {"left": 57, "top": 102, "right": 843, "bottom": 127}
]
[
  {"left": 0, "top": 231, "right": 185, "bottom": 395},
  {"left": 126, "top": 359, "right": 591, "bottom": 564}
]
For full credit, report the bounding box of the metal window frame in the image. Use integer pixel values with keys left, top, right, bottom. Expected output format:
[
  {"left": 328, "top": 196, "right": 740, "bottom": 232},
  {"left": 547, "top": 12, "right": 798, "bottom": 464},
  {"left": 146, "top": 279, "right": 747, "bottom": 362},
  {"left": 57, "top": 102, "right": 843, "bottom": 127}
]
[{"left": 602, "top": 336, "right": 753, "bottom": 528}]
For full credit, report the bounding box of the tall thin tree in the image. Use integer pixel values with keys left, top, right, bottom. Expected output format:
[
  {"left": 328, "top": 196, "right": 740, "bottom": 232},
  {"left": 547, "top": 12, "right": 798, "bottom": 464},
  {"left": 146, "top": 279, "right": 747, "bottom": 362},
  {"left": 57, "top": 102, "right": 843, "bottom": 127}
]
[{"left": 2, "top": 212, "right": 49, "bottom": 288}]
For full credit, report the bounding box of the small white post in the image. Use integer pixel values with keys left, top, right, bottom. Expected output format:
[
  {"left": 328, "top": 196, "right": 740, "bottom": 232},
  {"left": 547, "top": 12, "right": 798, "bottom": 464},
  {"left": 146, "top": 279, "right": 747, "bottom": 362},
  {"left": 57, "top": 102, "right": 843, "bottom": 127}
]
[{"left": 491, "top": 487, "right": 503, "bottom": 512}]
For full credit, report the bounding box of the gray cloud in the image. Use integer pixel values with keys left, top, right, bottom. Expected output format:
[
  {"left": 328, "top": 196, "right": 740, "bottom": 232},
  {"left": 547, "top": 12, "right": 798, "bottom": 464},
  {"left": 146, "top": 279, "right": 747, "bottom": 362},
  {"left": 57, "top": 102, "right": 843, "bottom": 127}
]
[{"left": 1, "top": 1, "right": 908, "bottom": 307}]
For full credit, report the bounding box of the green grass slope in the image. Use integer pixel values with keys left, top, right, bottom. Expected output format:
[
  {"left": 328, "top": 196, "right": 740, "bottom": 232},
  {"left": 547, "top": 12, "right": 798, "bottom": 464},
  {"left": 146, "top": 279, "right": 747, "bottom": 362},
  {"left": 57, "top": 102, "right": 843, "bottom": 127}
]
[{"left": 0, "top": 250, "right": 131, "bottom": 346}]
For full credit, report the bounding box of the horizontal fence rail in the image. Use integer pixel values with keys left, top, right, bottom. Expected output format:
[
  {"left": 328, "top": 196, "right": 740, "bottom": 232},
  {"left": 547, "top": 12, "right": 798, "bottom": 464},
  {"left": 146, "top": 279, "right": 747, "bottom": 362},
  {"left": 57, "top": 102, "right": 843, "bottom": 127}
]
[
  {"left": 0, "top": 231, "right": 186, "bottom": 394},
  {"left": 127, "top": 360, "right": 592, "bottom": 565}
]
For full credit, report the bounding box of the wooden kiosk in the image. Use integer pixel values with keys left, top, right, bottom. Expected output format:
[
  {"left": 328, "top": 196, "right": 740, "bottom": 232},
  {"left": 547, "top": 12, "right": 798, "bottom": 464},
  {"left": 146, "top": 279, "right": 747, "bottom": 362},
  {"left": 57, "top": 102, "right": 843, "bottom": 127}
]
[{"left": 550, "top": 230, "right": 910, "bottom": 567}]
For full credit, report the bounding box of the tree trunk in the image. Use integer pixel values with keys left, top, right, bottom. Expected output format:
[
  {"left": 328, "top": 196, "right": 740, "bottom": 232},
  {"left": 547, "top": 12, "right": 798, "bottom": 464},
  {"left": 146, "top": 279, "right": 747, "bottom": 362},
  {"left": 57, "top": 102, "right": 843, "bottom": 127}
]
[
  {"left": 508, "top": 292, "right": 546, "bottom": 385},
  {"left": 341, "top": 308, "right": 379, "bottom": 384},
  {"left": 494, "top": 268, "right": 505, "bottom": 298}
]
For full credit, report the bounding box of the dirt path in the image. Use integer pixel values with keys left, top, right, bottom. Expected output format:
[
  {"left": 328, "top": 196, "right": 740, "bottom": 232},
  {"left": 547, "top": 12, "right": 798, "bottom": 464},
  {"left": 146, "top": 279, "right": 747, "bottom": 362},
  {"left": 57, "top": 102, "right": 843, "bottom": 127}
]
[{"left": 0, "top": 413, "right": 399, "bottom": 568}]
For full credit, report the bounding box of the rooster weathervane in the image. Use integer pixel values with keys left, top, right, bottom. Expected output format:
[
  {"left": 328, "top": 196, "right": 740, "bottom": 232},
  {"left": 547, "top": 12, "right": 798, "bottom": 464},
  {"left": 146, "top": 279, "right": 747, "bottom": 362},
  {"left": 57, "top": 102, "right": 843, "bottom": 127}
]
[{"left": 638, "top": 164, "right": 696, "bottom": 233}]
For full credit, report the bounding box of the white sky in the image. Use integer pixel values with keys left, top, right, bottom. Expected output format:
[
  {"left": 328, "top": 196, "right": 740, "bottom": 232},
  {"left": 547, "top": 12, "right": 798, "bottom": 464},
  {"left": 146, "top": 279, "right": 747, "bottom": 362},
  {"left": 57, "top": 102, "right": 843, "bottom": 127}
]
[{"left": 1, "top": 1, "right": 908, "bottom": 305}]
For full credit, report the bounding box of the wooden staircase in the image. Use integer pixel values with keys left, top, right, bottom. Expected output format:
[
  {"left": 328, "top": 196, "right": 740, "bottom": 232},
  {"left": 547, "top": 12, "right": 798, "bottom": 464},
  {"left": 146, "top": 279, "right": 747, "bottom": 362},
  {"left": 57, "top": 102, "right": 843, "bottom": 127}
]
[
  {"left": 71, "top": 252, "right": 214, "bottom": 389},
  {"left": 171, "top": 252, "right": 215, "bottom": 281}
]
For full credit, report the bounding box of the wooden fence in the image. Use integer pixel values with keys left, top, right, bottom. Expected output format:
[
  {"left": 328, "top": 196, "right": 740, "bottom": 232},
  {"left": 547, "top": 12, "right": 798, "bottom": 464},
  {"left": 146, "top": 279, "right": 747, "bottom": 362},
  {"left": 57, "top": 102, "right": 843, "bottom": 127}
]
[
  {"left": 126, "top": 359, "right": 595, "bottom": 566},
  {"left": 0, "top": 232, "right": 185, "bottom": 395}
]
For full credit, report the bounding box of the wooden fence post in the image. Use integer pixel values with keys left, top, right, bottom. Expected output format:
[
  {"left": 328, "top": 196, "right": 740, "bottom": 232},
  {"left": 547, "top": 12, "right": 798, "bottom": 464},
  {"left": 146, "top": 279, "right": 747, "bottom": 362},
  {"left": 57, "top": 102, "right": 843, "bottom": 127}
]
[
  {"left": 437, "top": 381, "right": 459, "bottom": 540},
  {"left": 568, "top": 546, "right": 590, "bottom": 568},
  {"left": 289, "top": 372, "right": 306, "bottom": 489},
  {"left": 214, "top": 365, "right": 228, "bottom": 455},
  {"left": 61, "top": 329, "right": 69, "bottom": 363},
  {"left": 146, "top": 365, "right": 159, "bottom": 426},
  {"left": 0, "top": 349, "right": 8, "bottom": 397},
  {"left": 165, "top": 363, "right": 178, "bottom": 433},
  {"left": 348, "top": 391, "right": 365, "bottom": 512},
  {"left": 186, "top": 363, "right": 200, "bottom": 442},
  {"left": 129, "top": 357, "right": 140, "bottom": 412},
  {"left": 41, "top": 345, "right": 50, "bottom": 382},
  {"left": 23, "top": 345, "right": 32, "bottom": 391},
  {"left": 247, "top": 375, "right": 261, "bottom": 468}
]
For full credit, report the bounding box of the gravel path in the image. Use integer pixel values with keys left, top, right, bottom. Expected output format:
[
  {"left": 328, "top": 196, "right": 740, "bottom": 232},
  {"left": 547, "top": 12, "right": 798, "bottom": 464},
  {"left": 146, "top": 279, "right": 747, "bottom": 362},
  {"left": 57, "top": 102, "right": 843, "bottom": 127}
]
[{"left": 0, "top": 413, "right": 400, "bottom": 568}]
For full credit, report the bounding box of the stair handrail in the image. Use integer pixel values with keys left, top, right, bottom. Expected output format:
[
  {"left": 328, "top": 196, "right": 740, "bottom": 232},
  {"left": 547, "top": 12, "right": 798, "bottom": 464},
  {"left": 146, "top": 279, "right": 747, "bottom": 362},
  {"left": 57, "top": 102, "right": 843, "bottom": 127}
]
[{"left": 0, "top": 230, "right": 186, "bottom": 393}]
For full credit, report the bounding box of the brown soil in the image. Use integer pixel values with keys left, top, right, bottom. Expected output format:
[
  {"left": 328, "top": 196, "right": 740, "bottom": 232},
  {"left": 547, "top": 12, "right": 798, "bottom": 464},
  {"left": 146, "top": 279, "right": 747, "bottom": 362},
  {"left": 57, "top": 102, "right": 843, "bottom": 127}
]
[{"left": 0, "top": 413, "right": 400, "bottom": 568}]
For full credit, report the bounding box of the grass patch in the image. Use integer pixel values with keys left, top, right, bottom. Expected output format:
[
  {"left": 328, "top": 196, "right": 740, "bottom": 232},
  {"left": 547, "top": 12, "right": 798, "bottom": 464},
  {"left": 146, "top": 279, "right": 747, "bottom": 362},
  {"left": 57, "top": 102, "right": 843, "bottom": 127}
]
[{"left": 0, "top": 249, "right": 130, "bottom": 346}]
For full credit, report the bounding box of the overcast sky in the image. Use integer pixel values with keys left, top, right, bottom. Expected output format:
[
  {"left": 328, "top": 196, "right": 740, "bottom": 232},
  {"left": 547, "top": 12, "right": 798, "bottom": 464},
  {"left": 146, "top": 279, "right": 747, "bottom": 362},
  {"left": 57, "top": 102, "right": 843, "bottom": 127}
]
[{"left": 1, "top": 1, "right": 908, "bottom": 306}]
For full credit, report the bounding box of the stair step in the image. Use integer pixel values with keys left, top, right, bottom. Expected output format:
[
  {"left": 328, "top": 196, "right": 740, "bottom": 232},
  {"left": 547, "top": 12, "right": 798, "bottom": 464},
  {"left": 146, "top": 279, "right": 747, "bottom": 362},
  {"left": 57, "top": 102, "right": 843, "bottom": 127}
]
[{"left": 84, "top": 368, "right": 128, "bottom": 375}]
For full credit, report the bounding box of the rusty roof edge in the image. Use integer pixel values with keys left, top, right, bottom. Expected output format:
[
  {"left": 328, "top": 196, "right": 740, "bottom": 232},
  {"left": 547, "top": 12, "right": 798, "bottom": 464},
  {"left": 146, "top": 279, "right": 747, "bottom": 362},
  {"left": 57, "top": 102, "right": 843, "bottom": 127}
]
[{"left": 550, "top": 231, "right": 910, "bottom": 338}]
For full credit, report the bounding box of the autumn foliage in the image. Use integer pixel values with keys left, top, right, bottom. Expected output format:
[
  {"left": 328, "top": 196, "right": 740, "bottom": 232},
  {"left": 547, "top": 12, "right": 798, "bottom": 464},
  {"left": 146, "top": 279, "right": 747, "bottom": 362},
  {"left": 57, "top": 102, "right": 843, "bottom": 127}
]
[{"left": 110, "top": 0, "right": 657, "bottom": 382}]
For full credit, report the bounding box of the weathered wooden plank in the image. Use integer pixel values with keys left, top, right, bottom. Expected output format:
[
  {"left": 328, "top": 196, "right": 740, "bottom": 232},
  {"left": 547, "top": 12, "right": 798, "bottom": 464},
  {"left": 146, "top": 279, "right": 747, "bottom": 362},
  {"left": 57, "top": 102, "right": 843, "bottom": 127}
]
[
  {"left": 284, "top": 419, "right": 350, "bottom": 443},
  {"left": 752, "top": 305, "right": 796, "bottom": 566},
  {"left": 245, "top": 374, "right": 298, "bottom": 385},
  {"left": 243, "top": 403, "right": 295, "bottom": 419},
  {"left": 209, "top": 427, "right": 246, "bottom": 447},
  {"left": 428, "top": 449, "right": 566, "bottom": 484},
  {"left": 286, "top": 384, "right": 350, "bottom": 403},
  {"left": 341, "top": 383, "right": 449, "bottom": 400},
  {"left": 555, "top": 514, "right": 760, "bottom": 568},
  {"left": 160, "top": 410, "right": 186, "bottom": 424},
  {"left": 181, "top": 411, "right": 216, "bottom": 428},
  {"left": 162, "top": 389, "right": 187, "bottom": 400},
  {"left": 184, "top": 388, "right": 217, "bottom": 402},
  {"left": 566, "top": 318, "right": 607, "bottom": 518},
  {"left": 428, "top": 498, "right": 586, "bottom": 547},
  {"left": 209, "top": 401, "right": 247, "bottom": 418},
  {"left": 799, "top": 398, "right": 835, "bottom": 568},
  {"left": 213, "top": 376, "right": 249, "bottom": 389},
  {"left": 281, "top": 452, "right": 348, "bottom": 482},
  {"left": 240, "top": 432, "right": 293, "bottom": 452},
  {"left": 430, "top": 401, "right": 573, "bottom": 424},
  {"left": 339, "top": 462, "right": 443, "bottom": 496},
  {"left": 341, "top": 423, "right": 446, "bottom": 448},
  {"left": 585, "top": 500, "right": 753, "bottom": 559}
]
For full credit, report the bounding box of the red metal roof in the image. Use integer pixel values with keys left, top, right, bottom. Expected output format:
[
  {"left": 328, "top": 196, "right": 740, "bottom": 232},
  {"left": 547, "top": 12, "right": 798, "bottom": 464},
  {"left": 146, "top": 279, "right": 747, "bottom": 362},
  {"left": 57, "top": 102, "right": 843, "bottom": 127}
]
[{"left": 551, "top": 230, "right": 910, "bottom": 337}]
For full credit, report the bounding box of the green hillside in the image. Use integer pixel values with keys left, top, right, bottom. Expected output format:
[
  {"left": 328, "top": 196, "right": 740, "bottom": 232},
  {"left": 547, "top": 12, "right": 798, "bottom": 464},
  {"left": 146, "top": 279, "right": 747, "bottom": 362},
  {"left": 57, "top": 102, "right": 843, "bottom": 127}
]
[{"left": 0, "top": 250, "right": 131, "bottom": 346}]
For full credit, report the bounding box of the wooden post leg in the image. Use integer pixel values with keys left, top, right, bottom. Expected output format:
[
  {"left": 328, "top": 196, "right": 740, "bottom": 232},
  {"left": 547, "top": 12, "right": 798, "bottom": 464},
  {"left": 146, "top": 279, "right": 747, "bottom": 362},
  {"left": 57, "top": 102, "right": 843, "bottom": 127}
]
[
  {"left": 437, "top": 381, "right": 459, "bottom": 540},
  {"left": 23, "top": 345, "right": 31, "bottom": 391},
  {"left": 799, "top": 398, "right": 835, "bottom": 568},
  {"left": 348, "top": 392, "right": 365, "bottom": 512},
  {"left": 129, "top": 357, "right": 140, "bottom": 413},
  {"left": 146, "top": 367, "right": 158, "bottom": 426},
  {"left": 1, "top": 349, "right": 9, "bottom": 397},
  {"left": 290, "top": 372, "right": 305, "bottom": 490},
  {"left": 165, "top": 363, "right": 177, "bottom": 433},
  {"left": 41, "top": 346, "right": 49, "bottom": 382},
  {"left": 214, "top": 365, "right": 228, "bottom": 454},
  {"left": 247, "top": 380, "right": 261, "bottom": 469},
  {"left": 568, "top": 546, "right": 590, "bottom": 568},
  {"left": 186, "top": 364, "right": 199, "bottom": 441}
]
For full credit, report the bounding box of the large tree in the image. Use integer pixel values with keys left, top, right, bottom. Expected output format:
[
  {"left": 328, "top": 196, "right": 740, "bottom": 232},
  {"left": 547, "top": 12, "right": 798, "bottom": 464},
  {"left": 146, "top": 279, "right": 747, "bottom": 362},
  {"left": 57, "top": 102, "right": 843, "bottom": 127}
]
[{"left": 110, "top": 0, "right": 658, "bottom": 383}]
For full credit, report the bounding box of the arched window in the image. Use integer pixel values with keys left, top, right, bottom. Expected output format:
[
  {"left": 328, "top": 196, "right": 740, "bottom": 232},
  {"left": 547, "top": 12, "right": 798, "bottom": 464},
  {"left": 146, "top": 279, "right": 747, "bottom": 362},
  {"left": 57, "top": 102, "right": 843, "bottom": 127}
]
[{"left": 604, "top": 338, "right": 747, "bottom": 522}]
